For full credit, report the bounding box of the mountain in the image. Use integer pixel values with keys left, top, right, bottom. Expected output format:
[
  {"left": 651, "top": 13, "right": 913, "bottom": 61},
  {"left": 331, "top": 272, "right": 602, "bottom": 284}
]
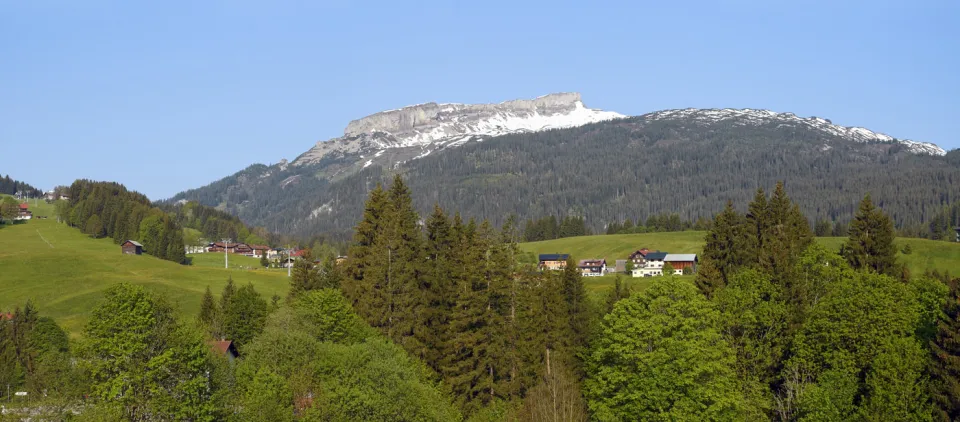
[
  {"left": 168, "top": 93, "right": 958, "bottom": 240},
  {"left": 289, "top": 92, "right": 624, "bottom": 177}
]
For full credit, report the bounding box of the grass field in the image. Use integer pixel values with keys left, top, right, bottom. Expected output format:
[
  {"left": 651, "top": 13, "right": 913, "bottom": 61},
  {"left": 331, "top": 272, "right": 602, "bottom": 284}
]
[
  {"left": 0, "top": 201, "right": 290, "bottom": 337},
  {"left": 520, "top": 232, "right": 960, "bottom": 277}
]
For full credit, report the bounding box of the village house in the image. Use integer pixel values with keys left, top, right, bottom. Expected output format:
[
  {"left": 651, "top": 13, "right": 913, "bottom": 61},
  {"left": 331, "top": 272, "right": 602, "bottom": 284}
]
[
  {"left": 628, "top": 248, "right": 652, "bottom": 267},
  {"left": 121, "top": 240, "right": 143, "bottom": 255},
  {"left": 631, "top": 252, "right": 668, "bottom": 277},
  {"left": 250, "top": 245, "right": 271, "bottom": 258},
  {"left": 15, "top": 203, "right": 32, "bottom": 220},
  {"left": 538, "top": 254, "right": 570, "bottom": 271},
  {"left": 664, "top": 254, "right": 698, "bottom": 275},
  {"left": 207, "top": 242, "right": 253, "bottom": 255},
  {"left": 578, "top": 259, "right": 607, "bottom": 277}
]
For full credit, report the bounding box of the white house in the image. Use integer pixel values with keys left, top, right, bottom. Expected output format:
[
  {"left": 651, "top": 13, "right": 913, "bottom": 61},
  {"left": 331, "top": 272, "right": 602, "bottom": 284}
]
[{"left": 631, "top": 252, "right": 668, "bottom": 277}]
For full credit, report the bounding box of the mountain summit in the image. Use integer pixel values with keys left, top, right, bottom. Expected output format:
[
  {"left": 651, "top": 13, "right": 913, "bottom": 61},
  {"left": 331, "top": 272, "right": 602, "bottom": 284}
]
[{"left": 293, "top": 93, "right": 624, "bottom": 167}]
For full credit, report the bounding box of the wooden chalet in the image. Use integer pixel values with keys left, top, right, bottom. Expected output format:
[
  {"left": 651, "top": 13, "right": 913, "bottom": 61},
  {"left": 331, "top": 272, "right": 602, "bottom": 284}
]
[
  {"left": 628, "top": 248, "right": 652, "bottom": 266},
  {"left": 577, "top": 259, "right": 607, "bottom": 277},
  {"left": 121, "top": 240, "right": 143, "bottom": 255},
  {"left": 538, "top": 254, "right": 570, "bottom": 271}
]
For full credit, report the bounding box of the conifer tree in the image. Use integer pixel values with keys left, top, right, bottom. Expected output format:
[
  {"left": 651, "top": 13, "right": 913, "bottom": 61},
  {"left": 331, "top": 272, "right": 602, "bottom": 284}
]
[
  {"left": 260, "top": 252, "right": 270, "bottom": 268},
  {"left": 561, "top": 256, "right": 589, "bottom": 364},
  {"left": 697, "top": 201, "right": 747, "bottom": 294},
  {"left": 442, "top": 218, "right": 495, "bottom": 412},
  {"left": 198, "top": 286, "right": 219, "bottom": 333},
  {"left": 378, "top": 175, "right": 425, "bottom": 352},
  {"left": 289, "top": 249, "right": 319, "bottom": 299},
  {"left": 420, "top": 205, "right": 456, "bottom": 370},
  {"left": 342, "top": 183, "right": 387, "bottom": 312},
  {"left": 220, "top": 276, "right": 236, "bottom": 312},
  {"left": 842, "top": 194, "right": 899, "bottom": 276},
  {"left": 745, "top": 188, "right": 769, "bottom": 265},
  {"left": 761, "top": 182, "right": 813, "bottom": 282},
  {"left": 931, "top": 278, "right": 960, "bottom": 421}
]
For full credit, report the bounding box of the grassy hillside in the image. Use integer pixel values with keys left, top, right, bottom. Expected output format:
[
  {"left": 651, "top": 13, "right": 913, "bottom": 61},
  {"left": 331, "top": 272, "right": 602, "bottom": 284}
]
[
  {"left": 520, "top": 232, "right": 960, "bottom": 276},
  {"left": 0, "top": 209, "right": 290, "bottom": 337}
]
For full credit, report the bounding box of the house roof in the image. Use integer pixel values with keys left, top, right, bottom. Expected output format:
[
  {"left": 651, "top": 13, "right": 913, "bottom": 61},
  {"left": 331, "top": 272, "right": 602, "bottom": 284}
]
[
  {"left": 248, "top": 244, "right": 270, "bottom": 250},
  {"left": 539, "top": 254, "right": 569, "bottom": 261},
  {"left": 18, "top": 203, "right": 28, "bottom": 210},
  {"left": 123, "top": 240, "right": 143, "bottom": 247},
  {"left": 291, "top": 250, "right": 306, "bottom": 257},
  {"left": 644, "top": 252, "right": 668, "bottom": 261},
  {"left": 664, "top": 253, "right": 697, "bottom": 262},
  {"left": 0, "top": 312, "right": 14, "bottom": 321},
  {"left": 578, "top": 259, "right": 606, "bottom": 267},
  {"left": 207, "top": 340, "right": 237, "bottom": 356}
]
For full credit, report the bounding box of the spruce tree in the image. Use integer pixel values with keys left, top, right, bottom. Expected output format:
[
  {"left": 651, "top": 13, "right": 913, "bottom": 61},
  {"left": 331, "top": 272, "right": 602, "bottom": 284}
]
[
  {"left": 198, "top": 286, "right": 219, "bottom": 334},
  {"left": 421, "top": 205, "right": 456, "bottom": 371},
  {"left": 745, "top": 188, "right": 769, "bottom": 265},
  {"left": 697, "top": 201, "right": 747, "bottom": 294},
  {"left": 842, "top": 194, "right": 898, "bottom": 276},
  {"left": 761, "top": 182, "right": 813, "bottom": 283},
  {"left": 379, "top": 175, "right": 425, "bottom": 353},
  {"left": 561, "top": 256, "right": 589, "bottom": 366},
  {"left": 342, "top": 183, "right": 387, "bottom": 312},
  {"left": 220, "top": 276, "right": 236, "bottom": 313},
  {"left": 931, "top": 279, "right": 960, "bottom": 421}
]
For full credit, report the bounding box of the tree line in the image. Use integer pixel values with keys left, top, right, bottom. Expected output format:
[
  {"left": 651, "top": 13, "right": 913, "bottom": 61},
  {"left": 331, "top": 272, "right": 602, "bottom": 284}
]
[
  {"left": 0, "top": 174, "right": 42, "bottom": 198},
  {"left": 604, "top": 211, "right": 713, "bottom": 234},
  {"left": 521, "top": 214, "right": 589, "bottom": 241},
  {"left": 56, "top": 180, "right": 186, "bottom": 264}
]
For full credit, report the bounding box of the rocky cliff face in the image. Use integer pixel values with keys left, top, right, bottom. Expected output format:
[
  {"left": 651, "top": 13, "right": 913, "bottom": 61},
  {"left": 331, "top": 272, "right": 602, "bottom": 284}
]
[{"left": 293, "top": 93, "right": 625, "bottom": 166}]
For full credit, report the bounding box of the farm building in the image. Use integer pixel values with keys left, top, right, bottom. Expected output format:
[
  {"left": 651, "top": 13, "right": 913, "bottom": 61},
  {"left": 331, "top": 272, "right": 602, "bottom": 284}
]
[
  {"left": 121, "top": 240, "right": 143, "bottom": 255},
  {"left": 664, "top": 254, "right": 698, "bottom": 275},
  {"left": 538, "top": 254, "right": 570, "bottom": 271}
]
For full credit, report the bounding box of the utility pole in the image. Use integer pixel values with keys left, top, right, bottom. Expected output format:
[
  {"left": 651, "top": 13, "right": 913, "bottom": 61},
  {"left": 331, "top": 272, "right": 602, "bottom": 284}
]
[
  {"left": 222, "top": 238, "right": 232, "bottom": 269},
  {"left": 286, "top": 244, "right": 293, "bottom": 277}
]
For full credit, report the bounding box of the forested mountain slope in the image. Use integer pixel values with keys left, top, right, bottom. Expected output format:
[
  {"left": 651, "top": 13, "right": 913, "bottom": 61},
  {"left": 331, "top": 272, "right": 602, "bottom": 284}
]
[{"left": 169, "top": 102, "right": 960, "bottom": 239}]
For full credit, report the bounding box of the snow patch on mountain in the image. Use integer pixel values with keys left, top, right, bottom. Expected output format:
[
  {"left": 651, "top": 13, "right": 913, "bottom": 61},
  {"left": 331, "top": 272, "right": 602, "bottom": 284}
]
[{"left": 644, "top": 108, "right": 946, "bottom": 156}]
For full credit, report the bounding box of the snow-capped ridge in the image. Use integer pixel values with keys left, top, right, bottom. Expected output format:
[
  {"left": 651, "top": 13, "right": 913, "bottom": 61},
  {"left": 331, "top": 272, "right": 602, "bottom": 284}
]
[
  {"left": 294, "top": 93, "right": 625, "bottom": 166},
  {"left": 643, "top": 108, "right": 945, "bottom": 156}
]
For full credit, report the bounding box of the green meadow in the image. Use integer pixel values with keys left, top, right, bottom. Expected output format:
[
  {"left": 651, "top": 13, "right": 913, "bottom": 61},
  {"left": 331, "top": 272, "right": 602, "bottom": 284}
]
[
  {"left": 0, "top": 199, "right": 290, "bottom": 336},
  {"left": 520, "top": 231, "right": 960, "bottom": 280}
]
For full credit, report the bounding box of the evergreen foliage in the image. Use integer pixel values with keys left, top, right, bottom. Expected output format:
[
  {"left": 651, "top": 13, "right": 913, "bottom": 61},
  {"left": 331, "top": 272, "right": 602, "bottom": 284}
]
[
  {"left": 0, "top": 174, "right": 42, "bottom": 197},
  {"left": 842, "top": 194, "right": 899, "bottom": 275},
  {"left": 930, "top": 278, "right": 960, "bottom": 421}
]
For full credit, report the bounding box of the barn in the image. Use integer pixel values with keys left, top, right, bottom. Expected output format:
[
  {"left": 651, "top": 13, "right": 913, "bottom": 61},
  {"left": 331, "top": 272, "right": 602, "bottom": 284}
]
[{"left": 121, "top": 240, "right": 143, "bottom": 255}]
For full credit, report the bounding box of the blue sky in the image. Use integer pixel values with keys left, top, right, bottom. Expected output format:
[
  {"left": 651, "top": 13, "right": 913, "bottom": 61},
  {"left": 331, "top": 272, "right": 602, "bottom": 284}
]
[{"left": 2, "top": 1, "right": 958, "bottom": 199}]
